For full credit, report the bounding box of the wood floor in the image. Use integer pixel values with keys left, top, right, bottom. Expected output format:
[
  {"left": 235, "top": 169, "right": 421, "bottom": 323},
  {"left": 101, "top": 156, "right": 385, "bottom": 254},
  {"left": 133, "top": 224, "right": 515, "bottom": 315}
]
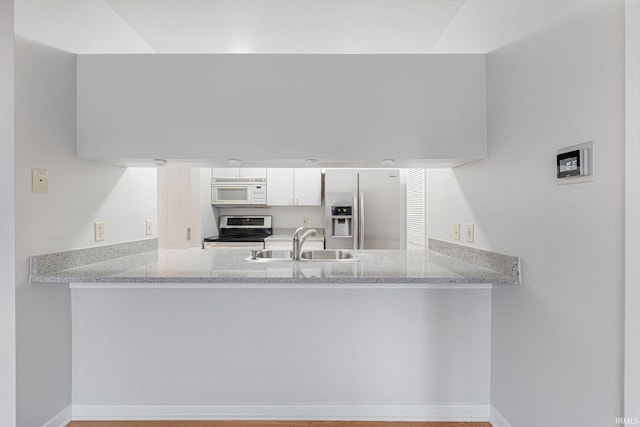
[{"left": 67, "top": 421, "right": 493, "bottom": 427}]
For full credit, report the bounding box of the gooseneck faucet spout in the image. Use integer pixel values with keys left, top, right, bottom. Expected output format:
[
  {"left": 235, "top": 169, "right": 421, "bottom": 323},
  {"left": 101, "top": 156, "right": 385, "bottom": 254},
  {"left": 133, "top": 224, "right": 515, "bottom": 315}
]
[{"left": 293, "top": 226, "right": 318, "bottom": 260}]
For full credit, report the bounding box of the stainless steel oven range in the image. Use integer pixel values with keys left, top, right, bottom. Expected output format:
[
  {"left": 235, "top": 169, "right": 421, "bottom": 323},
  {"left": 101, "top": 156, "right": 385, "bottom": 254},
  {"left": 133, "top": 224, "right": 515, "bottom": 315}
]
[{"left": 203, "top": 215, "right": 272, "bottom": 250}]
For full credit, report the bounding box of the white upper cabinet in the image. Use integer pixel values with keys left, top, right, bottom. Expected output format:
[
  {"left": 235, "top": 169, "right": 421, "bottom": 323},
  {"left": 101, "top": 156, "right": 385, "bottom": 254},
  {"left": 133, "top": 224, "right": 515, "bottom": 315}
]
[
  {"left": 212, "top": 168, "right": 266, "bottom": 179},
  {"left": 211, "top": 168, "right": 239, "bottom": 179},
  {"left": 267, "top": 169, "right": 294, "bottom": 205},
  {"left": 267, "top": 168, "right": 321, "bottom": 206},
  {"left": 240, "top": 168, "right": 267, "bottom": 179},
  {"left": 294, "top": 168, "right": 321, "bottom": 206}
]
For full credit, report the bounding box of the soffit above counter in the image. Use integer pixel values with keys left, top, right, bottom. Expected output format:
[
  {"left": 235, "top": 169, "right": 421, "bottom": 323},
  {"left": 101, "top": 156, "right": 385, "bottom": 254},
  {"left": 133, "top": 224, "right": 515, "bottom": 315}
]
[{"left": 76, "top": 54, "right": 487, "bottom": 167}]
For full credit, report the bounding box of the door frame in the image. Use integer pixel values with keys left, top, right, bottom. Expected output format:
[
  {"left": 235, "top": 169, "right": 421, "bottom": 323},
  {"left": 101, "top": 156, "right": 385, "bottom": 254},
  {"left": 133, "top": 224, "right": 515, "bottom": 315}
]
[
  {"left": 625, "top": 0, "right": 640, "bottom": 421},
  {"left": 0, "top": 0, "right": 16, "bottom": 425}
]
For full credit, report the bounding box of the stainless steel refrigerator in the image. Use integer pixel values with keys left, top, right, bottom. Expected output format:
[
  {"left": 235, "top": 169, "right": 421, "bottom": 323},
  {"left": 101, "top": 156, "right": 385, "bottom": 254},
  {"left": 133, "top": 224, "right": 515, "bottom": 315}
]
[{"left": 324, "top": 169, "right": 403, "bottom": 249}]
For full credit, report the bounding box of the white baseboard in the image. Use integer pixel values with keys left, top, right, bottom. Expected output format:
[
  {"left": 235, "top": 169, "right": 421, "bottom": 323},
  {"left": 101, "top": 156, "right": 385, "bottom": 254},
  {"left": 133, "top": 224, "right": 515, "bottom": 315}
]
[
  {"left": 42, "top": 405, "right": 72, "bottom": 427},
  {"left": 72, "top": 404, "right": 490, "bottom": 422},
  {"left": 490, "top": 405, "right": 513, "bottom": 427}
]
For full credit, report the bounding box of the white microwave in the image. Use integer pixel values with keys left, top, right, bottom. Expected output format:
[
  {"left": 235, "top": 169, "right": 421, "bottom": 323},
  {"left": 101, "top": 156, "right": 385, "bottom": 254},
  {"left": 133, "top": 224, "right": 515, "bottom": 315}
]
[{"left": 211, "top": 178, "right": 267, "bottom": 206}]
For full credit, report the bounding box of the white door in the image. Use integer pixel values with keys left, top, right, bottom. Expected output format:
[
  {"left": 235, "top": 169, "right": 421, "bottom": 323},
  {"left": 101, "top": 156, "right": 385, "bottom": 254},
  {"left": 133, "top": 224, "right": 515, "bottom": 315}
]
[
  {"left": 158, "top": 167, "right": 192, "bottom": 249},
  {"left": 294, "top": 168, "right": 321, "bottom": 206},
  {"left": 267, "top": 168, "right": 294, "bottom": 206}
]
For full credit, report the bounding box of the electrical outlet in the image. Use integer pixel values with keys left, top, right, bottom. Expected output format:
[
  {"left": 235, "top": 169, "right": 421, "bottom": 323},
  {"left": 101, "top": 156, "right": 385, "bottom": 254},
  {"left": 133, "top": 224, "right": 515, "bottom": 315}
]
[
  {"left": 302, "top": 217, "right": 309, "bottom": 226},
  {"left": 32, "top": 168, "right": 48, "bottom": 193},
  {"left": 466, "top": 223, "right": 474, "bottom": 243},
  {"left": 94, "top": 222, "right": 105, "bottom": 241},
  {"left": 145, "top": 220, "right": 153, "bottom": 235},
  {"left": 454, "top": 223, "right": 461, "bottom": 240}
]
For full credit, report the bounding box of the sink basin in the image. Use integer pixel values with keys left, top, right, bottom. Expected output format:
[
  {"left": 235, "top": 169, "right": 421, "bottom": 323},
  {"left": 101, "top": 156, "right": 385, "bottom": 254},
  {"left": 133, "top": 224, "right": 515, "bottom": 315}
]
[
  {"left": 249, "top": 249, "right": 293, "bottom": 261},
  {"left": 247, "top": 249, "right": 358, "bottom": 262},
  {"left": 300, "top": 250, "right": 358, "bottom": 261}
]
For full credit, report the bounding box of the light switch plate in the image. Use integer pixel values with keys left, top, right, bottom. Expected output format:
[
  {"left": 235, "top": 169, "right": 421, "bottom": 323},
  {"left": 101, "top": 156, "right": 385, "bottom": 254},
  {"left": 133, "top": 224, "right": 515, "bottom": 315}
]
[
  {"left": 466, "top": 223, "right": 474, "bottom": 243},
  {"left": 94, "top": 222, "right": 105, "bottom": 241},
  {"left": 32, "top": 168, "right": 48, "bottom": 193},
  {"left": 454, "top": 223, "right": 461, "bottom": 240},
  {"left": 145, "top": 220, "right": 153, "bottom": 236}
]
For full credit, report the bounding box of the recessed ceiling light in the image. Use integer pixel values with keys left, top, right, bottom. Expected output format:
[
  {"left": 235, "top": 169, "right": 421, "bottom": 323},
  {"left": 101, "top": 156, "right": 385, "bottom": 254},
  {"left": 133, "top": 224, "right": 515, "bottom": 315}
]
[
  {"left": 304, "top": 159, "right": 318, "bottom": 166},
  {"left": 152, "top": 158, "right": 168, "bottom": 166},
  {"left": 380, "top": 159, "right": 395, "bottom": 167},
  {"left": 227, "top": 159, "right": 242, "bottom": 167}
]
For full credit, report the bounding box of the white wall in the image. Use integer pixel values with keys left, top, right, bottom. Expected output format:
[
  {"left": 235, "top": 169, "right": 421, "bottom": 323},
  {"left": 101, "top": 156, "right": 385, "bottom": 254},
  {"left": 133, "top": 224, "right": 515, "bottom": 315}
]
[
  {"left": 76, "top": 54, "right": 486, "bottom": 164},
  {"left": 0, "top": 1, "right": 16, "bottom": 426},
  {"left": 14, "top": 38, "right": 157, "bottom": 427},
  {"left": 426, "top": 2, "right": 624, "bottom": 426}
]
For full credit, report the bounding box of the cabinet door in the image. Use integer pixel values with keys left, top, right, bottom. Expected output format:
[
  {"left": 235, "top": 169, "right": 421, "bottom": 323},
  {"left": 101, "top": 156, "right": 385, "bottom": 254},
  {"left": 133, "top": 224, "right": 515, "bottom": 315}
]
[
  {"left": 267, "top": 168, "right": 294, "bottom": 206},
  {"left": 294, "top": 168, "right": 321, "bottom": 206},
  {"left": 211, "top": 168, "right": 239, "bottom": 179},
  {"left": 240, "top": 168, "right": 267, "bottom": 179}
]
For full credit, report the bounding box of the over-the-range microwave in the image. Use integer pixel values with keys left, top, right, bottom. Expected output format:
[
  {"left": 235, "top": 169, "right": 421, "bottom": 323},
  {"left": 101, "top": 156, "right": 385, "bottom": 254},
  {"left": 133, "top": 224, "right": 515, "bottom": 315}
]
[{"left": 211, "top": 178, "right": 267, "bottom": 206}]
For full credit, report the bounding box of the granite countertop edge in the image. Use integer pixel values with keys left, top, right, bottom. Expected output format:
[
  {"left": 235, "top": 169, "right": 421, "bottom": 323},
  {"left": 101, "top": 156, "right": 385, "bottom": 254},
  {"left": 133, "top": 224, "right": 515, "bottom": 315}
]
[
  {"left": 29, "top": 238, "right": 520, "bottom": 286},
  {"left": 32, "top": 275, "right": 509, "bottom": 285}
]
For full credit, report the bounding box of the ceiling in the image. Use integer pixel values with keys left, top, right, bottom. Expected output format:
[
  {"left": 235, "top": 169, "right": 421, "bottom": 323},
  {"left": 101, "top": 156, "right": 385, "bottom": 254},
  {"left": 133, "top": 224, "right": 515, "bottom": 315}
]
[{"left": 15, "top": 0, "right": 586, "bottom": 54}]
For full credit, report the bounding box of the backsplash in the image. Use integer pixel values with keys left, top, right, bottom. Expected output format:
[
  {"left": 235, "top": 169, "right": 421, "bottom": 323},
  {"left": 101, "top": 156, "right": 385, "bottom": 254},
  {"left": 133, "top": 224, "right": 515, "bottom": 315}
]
[
  {"left": 273, "top": 228, "right": 325, "bottom": 237},
  {"left": 30, "top": 238, "right": 157, "bottom": 279},
  {"left": 428, "top": 238, "right": 521, "bottom": 284},
  {"left": 219, "top": 206, "right": 324, "bottom": 228}
]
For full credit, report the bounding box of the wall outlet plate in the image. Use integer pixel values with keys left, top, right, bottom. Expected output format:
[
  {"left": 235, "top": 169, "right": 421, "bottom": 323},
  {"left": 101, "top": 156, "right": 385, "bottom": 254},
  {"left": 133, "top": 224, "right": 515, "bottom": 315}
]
[
  {"left": 94, "top": 222, "right": 105, "bottom": 241},
  {"left": 145, "top": 220, "right": 153, "bottom": 236},
  {"left": 32, "top": 168, "right": 48, "bottom": 193},
  {"left": 454, "top": 223, "right": 461, "bottom": 240},
  {"left": 466, "top": 223, "right": 474, "bottom": 243}
]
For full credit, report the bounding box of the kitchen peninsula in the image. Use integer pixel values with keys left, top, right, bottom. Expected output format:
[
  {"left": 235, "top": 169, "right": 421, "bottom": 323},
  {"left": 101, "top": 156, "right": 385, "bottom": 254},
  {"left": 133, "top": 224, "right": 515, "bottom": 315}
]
[
  {"left": 31, "top": 238, "right": 519, "bottom": 287},
  {"left": 31, "top": 239, "right": 519, "bottom": 422}
]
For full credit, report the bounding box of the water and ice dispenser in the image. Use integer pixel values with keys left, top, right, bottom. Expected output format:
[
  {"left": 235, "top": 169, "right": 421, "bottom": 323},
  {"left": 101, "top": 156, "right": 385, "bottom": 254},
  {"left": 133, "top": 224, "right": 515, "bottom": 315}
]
[{"left": 331, "top": 206, "right": 353, "bottom": 237}]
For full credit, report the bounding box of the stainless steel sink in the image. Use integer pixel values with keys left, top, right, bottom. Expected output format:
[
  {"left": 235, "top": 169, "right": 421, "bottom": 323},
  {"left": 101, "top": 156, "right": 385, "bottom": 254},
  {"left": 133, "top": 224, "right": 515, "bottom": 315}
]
[
  {"left": 299, "top": 250, "right": 358, "bottom": 261},
  {"left": 249, "top": 249, "right": 293, "bottom": 261},
  {"left": 247, "top": 249, "right": 358, "bottom": 262}
]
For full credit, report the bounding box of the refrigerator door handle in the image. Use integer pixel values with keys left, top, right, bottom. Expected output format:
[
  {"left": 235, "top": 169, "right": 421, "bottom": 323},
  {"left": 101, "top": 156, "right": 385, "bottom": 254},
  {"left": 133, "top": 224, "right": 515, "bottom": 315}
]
[
  {"left": 359, "top": 192, "right": 365, "bottom": 249},
  {"left": 353, "top": 192, "right": 359, "bottom": 250}
]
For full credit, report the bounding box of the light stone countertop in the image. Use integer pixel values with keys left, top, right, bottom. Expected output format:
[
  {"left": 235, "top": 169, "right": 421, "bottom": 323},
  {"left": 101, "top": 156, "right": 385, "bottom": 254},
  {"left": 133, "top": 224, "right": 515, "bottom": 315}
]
[{"left": 30, "top": 244, "right": 519, "bottom": 287}]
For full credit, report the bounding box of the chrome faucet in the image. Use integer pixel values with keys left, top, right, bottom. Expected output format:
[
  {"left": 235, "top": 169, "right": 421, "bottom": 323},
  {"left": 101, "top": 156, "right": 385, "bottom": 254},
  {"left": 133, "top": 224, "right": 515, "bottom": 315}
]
[{"left": 292, "top": 226, "right": 317, "bottom": 260}]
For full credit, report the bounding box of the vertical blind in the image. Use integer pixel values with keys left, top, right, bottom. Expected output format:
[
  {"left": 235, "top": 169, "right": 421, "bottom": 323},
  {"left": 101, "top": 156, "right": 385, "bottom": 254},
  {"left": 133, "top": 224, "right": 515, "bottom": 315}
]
[{"left": 406, "top": 168, "right": 426, "bottom": 250}]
